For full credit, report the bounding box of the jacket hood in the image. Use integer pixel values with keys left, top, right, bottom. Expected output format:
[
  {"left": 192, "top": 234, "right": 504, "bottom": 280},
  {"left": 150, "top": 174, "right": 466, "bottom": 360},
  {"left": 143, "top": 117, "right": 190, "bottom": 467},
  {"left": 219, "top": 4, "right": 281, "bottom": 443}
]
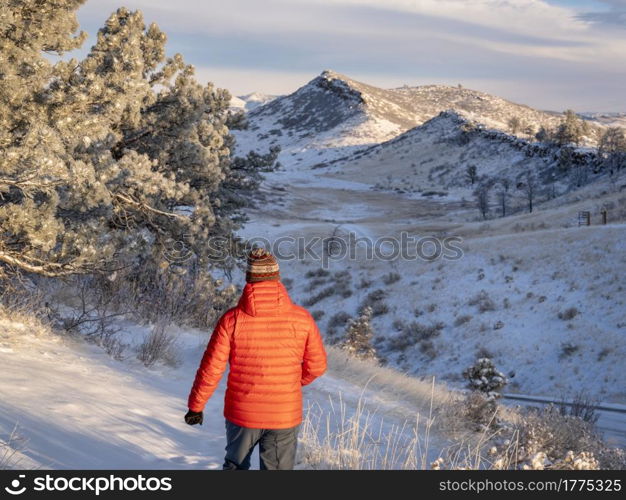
[{"left": 237, "top": 280, "right": 292, "bottom": 317}]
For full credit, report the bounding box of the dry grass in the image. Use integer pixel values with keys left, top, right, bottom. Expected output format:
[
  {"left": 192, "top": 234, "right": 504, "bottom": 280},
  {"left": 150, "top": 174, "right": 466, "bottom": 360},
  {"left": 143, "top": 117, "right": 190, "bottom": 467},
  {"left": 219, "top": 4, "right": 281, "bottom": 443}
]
[
  {"left": 136, "top": 322, "right": 181, "bottom": 368},
  {"left": 298, "top": 347, "right": 624, "bottom": 470},
  {"left": 454, "top": 314, "right": 473, "bottom": 327},
  {"left": 0, "top": 425, "right": 28, "bottom": 470},
  {"left": 326, "top": 347, "right": 454, "bottom": 410},
  {"left": 0, "top": 299, "right": 53, "bottom": 346},
  {"left": 299, "top": 393, "right": 434, "bottom": 469}
]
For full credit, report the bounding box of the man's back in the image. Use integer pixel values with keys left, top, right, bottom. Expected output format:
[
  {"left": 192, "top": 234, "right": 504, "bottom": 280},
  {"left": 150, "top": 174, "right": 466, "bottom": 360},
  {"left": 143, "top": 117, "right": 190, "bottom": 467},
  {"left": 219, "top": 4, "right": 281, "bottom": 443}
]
[
  {"left": 185, "top": 249, "right": 327, "bottom": 470},
  {"left": 187, "top": 280, "right": 327, "bottom": 429}
]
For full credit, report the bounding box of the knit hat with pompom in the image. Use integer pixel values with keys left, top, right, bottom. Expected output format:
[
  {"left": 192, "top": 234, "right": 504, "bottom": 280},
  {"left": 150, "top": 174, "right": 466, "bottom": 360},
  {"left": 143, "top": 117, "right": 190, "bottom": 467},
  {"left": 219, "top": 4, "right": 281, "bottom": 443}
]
[{"left": 246, "top": 248, "right": 280, "bottom": 283}]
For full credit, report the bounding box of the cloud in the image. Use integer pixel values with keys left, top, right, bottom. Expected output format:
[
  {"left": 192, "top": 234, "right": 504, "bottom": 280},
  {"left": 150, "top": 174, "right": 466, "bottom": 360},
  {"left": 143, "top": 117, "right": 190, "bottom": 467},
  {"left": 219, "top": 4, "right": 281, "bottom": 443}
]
[
  {"left": 577, "top": 0, "right": 626, "bottom": 27},
  {"left": 76, "top": 0, "right": 626, "bottom": 111}
]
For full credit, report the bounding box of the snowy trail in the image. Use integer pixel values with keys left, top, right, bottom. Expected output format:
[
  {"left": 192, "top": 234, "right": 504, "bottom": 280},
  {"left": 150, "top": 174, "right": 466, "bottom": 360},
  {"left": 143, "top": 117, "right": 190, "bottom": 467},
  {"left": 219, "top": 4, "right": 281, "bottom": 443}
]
[
  {"left": 0, "top": 331, "right": 225, "bottom": 469},
  {"left": 0, "top": 324, "right": 446, "bottom": 469}
]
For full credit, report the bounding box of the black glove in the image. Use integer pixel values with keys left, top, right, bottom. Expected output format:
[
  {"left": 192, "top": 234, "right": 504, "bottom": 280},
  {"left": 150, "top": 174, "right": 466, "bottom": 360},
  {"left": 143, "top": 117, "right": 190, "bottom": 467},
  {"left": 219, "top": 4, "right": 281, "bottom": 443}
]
[{"left": 184, "top": 409, "right": 203, "bottom": 426}]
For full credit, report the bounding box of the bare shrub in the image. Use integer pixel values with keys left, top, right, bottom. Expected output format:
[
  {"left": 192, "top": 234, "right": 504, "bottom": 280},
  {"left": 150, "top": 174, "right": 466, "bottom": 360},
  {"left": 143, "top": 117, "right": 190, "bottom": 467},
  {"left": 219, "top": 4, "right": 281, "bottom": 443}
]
[
  {"left": 449, "top": 391, "right": 500, "bottom": 431},
  {"left": 468, "top": 290, "right": 496, "bottom": 313},
  {"left": 136, "top": 322, "right": 180, "bottom": 368},
  {"left": 559, "top": 342, "right": 579, "bottom": 360},
  {"left": 44, "top": 278, "right": 130, "bottom": 360},
  {"left": 305, "top": 277, "right": 330, "bottom": 292},
  {"left": 357, "top": 278, "right": 372, "bottom": 289},
  {"left": 333, "top": 270, "right": 351, "bottom": 281},
  {"left": 381, "top": 272, "right": 401, "bottom": 285},
  {"left": 454, "top": 314, "right": 472, "bottom": 327},
  {"left": 410, "top": 321, "right": 444, "bottom": 341},
  {"left": 558, "top": 392, "right": 599, "bottom": 425},
  {"left": 92, "top": 261, "right": 237, "bottom": 330},
  {"left": 558, "top": 307, "right": 580, "bottom": 321},
  {"left": 93, "top": 331, "right": 128, "bottom": 361},
  {"left": 359, "top": 289, "right": 389, "bottom": 316},
  {"left": 326, "top": 311, "right": 352, "bottom": 344},
  {"left": 328, "top": 311, "right": 351, "bottom": 330},
  {"left": 332, "top": 270, "right": 353, "bottom": 298},
  {"left": 388, "top": 321, "right": 444, "bottom": 351},
  {"left": 51, "top": 279, "right": 125, "bottom": 336},
  {"left": 305, "top": 269, "right": 331, "bottom": 278},
  {"left": 419, "top": 340, "right": 437, "bottom": 359},
  {"left": 303, "top": 286, "right": 335, "bottom": 306},
  {"left": 511, "top": 405, "right": 625, "bottom": 470}
]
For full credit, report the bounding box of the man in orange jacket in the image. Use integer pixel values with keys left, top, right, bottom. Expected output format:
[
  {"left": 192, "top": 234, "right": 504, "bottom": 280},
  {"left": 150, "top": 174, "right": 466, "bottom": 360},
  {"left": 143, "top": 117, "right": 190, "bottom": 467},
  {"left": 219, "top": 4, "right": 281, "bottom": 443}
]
[{"left": 184, "top": 248, "right": 327, "bottom": 470}]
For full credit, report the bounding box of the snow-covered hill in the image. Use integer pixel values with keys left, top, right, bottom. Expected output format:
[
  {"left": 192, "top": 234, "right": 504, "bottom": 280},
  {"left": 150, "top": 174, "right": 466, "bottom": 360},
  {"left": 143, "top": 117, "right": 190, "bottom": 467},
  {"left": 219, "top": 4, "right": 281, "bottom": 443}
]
[
  {"left": 230, "top": 70, "right": 623, "bottom": 410},
  {"left": 239, "top": 177, "right": 626, "bottom": 404},
  {"left": 323, "top": 110, "right": 597, "bottom": 200},
  {"left": 238, "top": 92, "right": 280, "bottom": 111},
  {"left": 231, "top": 92, "right": 280, "bottom": 112},
  {"left": 583, "top": 112, "right": 626, "bottom": 129},
  {"left": 233, "top": 70, "right": 565, "bottom": 170}
]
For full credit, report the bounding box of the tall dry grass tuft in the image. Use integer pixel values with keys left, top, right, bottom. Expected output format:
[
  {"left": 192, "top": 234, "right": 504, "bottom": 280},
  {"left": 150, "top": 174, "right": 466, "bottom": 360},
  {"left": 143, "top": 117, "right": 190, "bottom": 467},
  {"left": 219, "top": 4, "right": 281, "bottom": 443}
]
[
  {"left": 298, "top": 392, "right": 433, "bottom": 470},
  {"left": 0, "top": 425, "right": 27, "bottom": 470},
  {"left": 302, "top": 347, "right": 623, "bottom": 470},
  {"left": 299, "top": 351, "right": 451, "bottom": 470}
]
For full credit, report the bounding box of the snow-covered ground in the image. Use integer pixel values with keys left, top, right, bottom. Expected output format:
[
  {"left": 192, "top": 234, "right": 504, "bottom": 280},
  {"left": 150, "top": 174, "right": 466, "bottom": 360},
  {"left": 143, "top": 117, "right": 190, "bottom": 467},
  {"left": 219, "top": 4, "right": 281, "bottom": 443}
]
[
  {"left": 1, "top": 173, "right": 624, "bottom": 471},
  {"left": 236, "top": 158, "right": 626, "bottom": 450},
  {"left": 240, "top": 167, "right": 626, "bottom": 404},
  {"left": 0, "top": 315, "right": 451, "bottom": 469},
  {"left": 232, "top": 92, "right": 625, "bottom": 407},
  {"left": 2, "top": 70, "right": 624, "bottom": 469}
]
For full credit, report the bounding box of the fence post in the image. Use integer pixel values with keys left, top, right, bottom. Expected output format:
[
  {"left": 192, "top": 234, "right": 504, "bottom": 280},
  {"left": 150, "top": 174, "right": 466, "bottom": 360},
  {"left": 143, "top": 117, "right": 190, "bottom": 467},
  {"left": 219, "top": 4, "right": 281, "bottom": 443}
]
[{"left": 578, "top": 211, "right": 591, "bottom": 227}]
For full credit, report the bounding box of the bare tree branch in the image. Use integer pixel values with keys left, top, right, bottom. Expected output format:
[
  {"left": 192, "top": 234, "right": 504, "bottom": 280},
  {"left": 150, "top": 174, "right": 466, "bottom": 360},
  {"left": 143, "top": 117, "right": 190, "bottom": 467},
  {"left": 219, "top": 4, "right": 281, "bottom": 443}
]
[
  {"left": 0, "top": 250, "right": 86, "bottom": 277},
  {"left": 113, "top": 192, "right": 187, "bottom": 221}
]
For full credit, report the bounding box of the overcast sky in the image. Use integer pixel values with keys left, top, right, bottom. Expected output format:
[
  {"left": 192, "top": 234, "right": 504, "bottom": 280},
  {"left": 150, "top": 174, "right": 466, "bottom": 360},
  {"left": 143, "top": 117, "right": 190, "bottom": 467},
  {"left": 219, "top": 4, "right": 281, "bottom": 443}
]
[{"left": 76, "top": 0, "right": 626, "bottom": 112}]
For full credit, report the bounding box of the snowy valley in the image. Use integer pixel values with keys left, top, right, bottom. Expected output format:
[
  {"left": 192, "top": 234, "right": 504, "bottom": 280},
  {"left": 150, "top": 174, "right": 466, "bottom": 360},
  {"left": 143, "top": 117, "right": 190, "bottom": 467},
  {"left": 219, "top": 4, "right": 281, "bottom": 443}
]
[
  {"left": 232, "top": 70, "right": 625, "bottom": 400},
  {"left": 1, "top": 58, "right": 625, "bottom": 470}
]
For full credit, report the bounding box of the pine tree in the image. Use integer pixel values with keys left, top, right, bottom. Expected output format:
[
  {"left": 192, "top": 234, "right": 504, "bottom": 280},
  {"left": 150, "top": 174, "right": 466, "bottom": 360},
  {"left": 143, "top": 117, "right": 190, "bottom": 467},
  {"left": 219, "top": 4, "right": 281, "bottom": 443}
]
[
  {"left": 463, "top": 358, "right": 507, "bottom": 400},
  {"left": 554, "top": 110, "right": 586, "bottom": 147},
  {"left": 0, "top": 3, "right": 272, "bottom": 279},
  {"left": 341, "top": 306, "right": 377, "bottom": 361},
  {"left": 558, "top": 146, "right": 574, "bottom": 171},
  {"left": 535, "top": 126, "right": 552, "bottom": 144},
  {"left": 598, "top": 127, "right": 626, "bottom": 175},
  {"left": 524, "top": 123, "right": 536, "bottom": 139}
]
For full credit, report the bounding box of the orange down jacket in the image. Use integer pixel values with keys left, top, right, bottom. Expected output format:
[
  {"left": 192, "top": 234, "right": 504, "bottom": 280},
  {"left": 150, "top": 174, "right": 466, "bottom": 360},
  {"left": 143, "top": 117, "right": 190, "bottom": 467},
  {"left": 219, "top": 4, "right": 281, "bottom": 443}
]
[{"left": 187, "top": 280, "right": 327, "bottom": 429}]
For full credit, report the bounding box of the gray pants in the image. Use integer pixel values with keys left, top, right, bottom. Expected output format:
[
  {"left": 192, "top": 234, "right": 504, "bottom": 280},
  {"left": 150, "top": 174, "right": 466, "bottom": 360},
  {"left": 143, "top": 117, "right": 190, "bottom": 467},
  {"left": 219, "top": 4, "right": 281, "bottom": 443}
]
[{"left": 223, "top": 419, "right": 299, "bottom": 470}]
